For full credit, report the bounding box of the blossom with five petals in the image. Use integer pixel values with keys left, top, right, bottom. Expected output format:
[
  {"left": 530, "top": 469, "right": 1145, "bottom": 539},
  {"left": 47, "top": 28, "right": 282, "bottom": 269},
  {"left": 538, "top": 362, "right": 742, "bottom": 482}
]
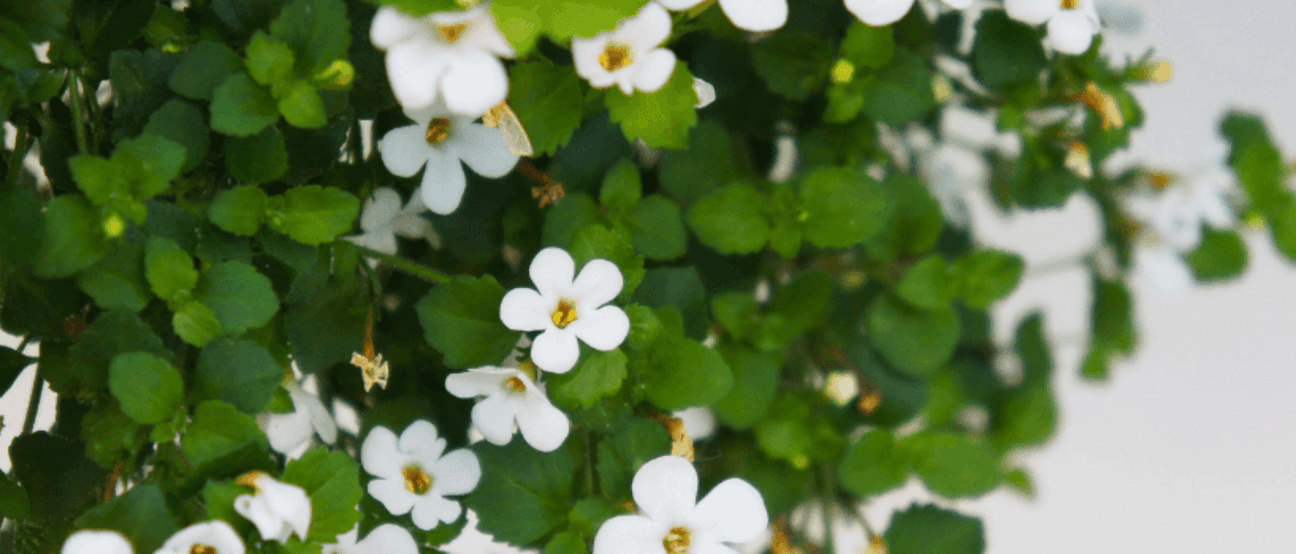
[
  {"left": 233, "top": 472, "right": 312, "bottom": 543},
  {"left": 499, "top": 247, "right": 630, "bottom": 374},
  {"left": 345, "top": 188, "right": 438, "bottom": 256},
  {"left": 592, "top": 455, "right": 769, "bottom": 554},
  {"left": 658, "top": 0, "right": 788, "bottom": 32},
  {"left": 61, "top": 530, "right": 134, "bottom": 554},
  {"left": 845, "top": 0, "right": 972, "bottom": 27},
  {"left": 361, "top": 420, "right": 481, "bottom": 530},
  {"left": 322, "top": 524, "right": 419, "bottom": 554},
  {"left": 155, "top": 521, "right": 246, "bottom": 554},
  {"left": 369, "top": 5, "right": 515, "bottom": 116},
  {"left": 259, "top": 378, "right": 339, "bottom": 460},
  {"left": 445, "top": 363, "right": 570, "bottom": 452},
  {"left": 379, "top": 102, "right": 519, "bottom": 215},
  {"left": 572, "top": 3, "right": 677, "bottom": 95},
  {"left": 1005, "top": 0, "right": 1101, "bottom": 55}
]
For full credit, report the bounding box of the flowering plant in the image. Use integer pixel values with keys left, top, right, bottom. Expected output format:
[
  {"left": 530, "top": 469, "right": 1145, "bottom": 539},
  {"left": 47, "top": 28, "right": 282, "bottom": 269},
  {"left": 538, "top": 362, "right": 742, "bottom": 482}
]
[{"left": 0, "top": 0, "right": 1280, "bottom": 553}]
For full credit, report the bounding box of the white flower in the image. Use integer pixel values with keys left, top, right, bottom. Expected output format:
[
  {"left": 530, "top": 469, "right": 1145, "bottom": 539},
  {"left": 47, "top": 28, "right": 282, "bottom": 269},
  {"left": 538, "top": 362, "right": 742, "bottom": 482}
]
[
  {"left": 1005, "top": 0, "right": 1101, "bottom": 55},
  {"left": 844, "top": 0, "right": 972, "bottom": 27},
  {"left": 62, "top": 530, "right": 134, "bottom": 554},
  {"left": 379, "top": 102, "right": 520, "bottom": 215},
  {"left": 673, "top": 407, "right": 717, "bottom": 441},
  {"left": 658, "top": 0, "right": 787, "bottom": 32},
  {"left": 345, "top": 188, "right": 439, "bottom": 256},
  {"left": 499, "top": 247, "right": 630, "bottom": 374},
  {"left": 1135, "top": 244, "right": 1193, "bottom": 297},
  {"left": 1125, "top": 176, "right": 1234, "bottom": 253},
  {"left": 592, "top": 456, "right": 768, "bottom": 554},
  {"left": 445, "top": 364, "right": 571, "bottom": 452},
  {"left": 155, "top": 521, "right": 245, "bottom": 554},
  {"left": 361, "top": 420, "right": 481, "bottom": 530},
  {"left": 693, "top": 77, "right": 716, "bottom": 109},
  {"left": 233, "top": 473, "right": 312, "bottom": 543},
  {"left": 370, "top": 5, "right": 515, "bottom": 116},
  {"left": 572, "top": 3, "right": 677, "bottom": 95},
  {"left": 259, "top": 379, "right": 339, "bottom": 459},
  {"left": 322, "top": 525, "right": 419, "bottom": 554}
]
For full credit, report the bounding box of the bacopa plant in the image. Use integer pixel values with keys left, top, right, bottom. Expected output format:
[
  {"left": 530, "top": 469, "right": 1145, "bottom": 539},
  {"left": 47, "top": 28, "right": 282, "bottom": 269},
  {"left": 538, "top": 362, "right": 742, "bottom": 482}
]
[{"left": 0, "top": 0, "right": 1286, "bottom": 553}]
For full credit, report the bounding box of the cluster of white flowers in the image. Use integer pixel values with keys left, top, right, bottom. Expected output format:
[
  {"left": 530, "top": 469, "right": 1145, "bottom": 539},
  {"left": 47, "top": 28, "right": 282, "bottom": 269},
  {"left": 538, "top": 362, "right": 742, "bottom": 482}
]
[
  {"left": 1125, "top": 170, "right": 1236, "bottom": 295},
  {"left": 345, "top": 188, "right": 440, "bottom": 258}
]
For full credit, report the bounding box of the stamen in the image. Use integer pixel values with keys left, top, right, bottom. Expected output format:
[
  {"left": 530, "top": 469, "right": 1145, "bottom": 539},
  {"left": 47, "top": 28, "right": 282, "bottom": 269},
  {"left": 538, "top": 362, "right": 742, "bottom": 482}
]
[
  {"left": 550, "top": 300, "right": 577, "bottom": 329},
  {"left": 235, "top": 471, "right": 267, "bottom": 490},
  {"left": 403, "top": 466, "right": 433, "bottom": 495},
  {"left": 436, "top": 23, "right": 469, "bottom": 43},
  {"left": 190, "top": 545, "right": 217, "bottom": 554},
  {"left": 1060, "top": 0, "right": 1078, "bottom": 9},
  {"left": 506, "top": 376, "right": 527, "bottom": 393},
  {"left": 1149, "top": 171, "right": 1174, "bottom": 191},
  {"left": 599, "top": 43, "right": 634, "bottom": 72},
  {"left": 426, "top": 118, "right": 452, "bottom": 145},
  {"left": 663, "top": 527, "right": 692, "bottom": 554}
]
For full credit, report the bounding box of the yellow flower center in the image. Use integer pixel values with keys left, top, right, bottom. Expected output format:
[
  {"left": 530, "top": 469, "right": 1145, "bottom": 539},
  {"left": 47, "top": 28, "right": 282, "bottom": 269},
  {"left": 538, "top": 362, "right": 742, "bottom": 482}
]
[
  {"left": 1060, "top": 0, "right": 1078, "bottom": 9},
  {"left": 403, "top": 465, "right": 434, "bottom": 495},
  {"left": 663, "top": 527, "right": 692, "bottom": 554},
  {"left": 1149, "top": 171, "right": 1174, "bottom": 191},
  {"left": 426, "top": 117, "right": 452, "bottom": 145},
  {"left": 436, "top": 22, "right": 470, "bottom": 43},
  {"left": 550, "top": 299, "right": 577, "bottom": 329},
  {"left": 599, "top": 43, "right": 634, "bottom": 72},
  {"left": 235, "top": 470, "right": 267, "bottom": 490},
  {"left": 190, "top": 545, "right": 217, "bottom": 554},
  {"left": 506, "top": 361, "right": 539, "bottom": 393}
]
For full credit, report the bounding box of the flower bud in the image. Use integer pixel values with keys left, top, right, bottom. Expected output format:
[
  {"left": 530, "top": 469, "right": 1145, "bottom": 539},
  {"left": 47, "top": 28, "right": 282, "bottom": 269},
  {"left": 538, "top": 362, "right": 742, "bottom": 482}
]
[{"left": 313, "top": 59, "right": 355, "bottom": 90}]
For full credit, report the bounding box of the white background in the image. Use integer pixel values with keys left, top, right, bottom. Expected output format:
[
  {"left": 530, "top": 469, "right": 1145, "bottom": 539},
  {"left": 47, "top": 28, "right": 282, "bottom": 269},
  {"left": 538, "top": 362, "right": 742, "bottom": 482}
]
[{"left": 4, "top": 1, "right": 1296, "bottom": 552}]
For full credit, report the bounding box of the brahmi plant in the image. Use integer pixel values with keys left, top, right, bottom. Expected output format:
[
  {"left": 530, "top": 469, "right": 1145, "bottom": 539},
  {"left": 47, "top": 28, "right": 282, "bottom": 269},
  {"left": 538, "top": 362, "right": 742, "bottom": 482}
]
[{"left": 0, "top": 0, "right": 1290, "bottom": 553}]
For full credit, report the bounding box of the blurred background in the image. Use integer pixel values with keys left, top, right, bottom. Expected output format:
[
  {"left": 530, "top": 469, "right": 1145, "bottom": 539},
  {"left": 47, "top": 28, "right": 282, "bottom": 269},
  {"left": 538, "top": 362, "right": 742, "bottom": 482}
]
[{"left": 5, "top": 0, "right": 1296, "bottom": 552}]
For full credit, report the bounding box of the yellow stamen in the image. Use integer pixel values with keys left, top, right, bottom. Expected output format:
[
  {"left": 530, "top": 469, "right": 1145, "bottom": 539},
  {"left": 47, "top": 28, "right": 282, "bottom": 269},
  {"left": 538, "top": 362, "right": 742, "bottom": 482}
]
[
  {"left": 599, "top": 43, "right": 633, "bottom": 72},
  {"left": 426, "top": 117, "right": 452, "bottom": 145},
  {"left": 1150, "top": 61, "right": 1174, "bottom": 83},
  {"left": 190, "top": 545, "right": 218, "bottom": 554},
  {"left": 663, "top": 527, "right": 692, "bottom": 554},
  {"left": 866, "top": 536, "right": 889, "bottom": 554},
  {"left": 1061, "top": 0, "right": 1078, "bottom": 9},
  {"left": 505, "top": 376, "right": 527, "bottom": 393},
  {"left": 436, "top": 23, "right": 469, "bottom": 43},
  {"left": 551, "top": 300, "right": 577, "bottom": 329},
  {"left": 1149, "top": 171, "right": 1175, "bottom": 191},
  {"left": 1064, "top": 140, "right": 1093, "bottom": 180},
  {"left": 830, "top": 59, "right": 855, "bottom": 84},
  {"left": 403, "top": 466, "right": 433, "bottom": 495},
  {"left": 1077, "top": 82, "right": 1125, "bottom": 130},
  {"left": 235, "top": 471, "right": 267, "bottom": 490}
]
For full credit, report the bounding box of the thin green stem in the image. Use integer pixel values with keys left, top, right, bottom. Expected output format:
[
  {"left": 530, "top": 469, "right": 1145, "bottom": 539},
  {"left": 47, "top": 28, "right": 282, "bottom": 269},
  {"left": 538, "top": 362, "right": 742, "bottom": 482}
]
[
  {"left": 67, "top": 70, "right": 90, "bottom": 154},
  {"left": 7, "top": 118, "right": 29, "bottom": 189},
  {"left": 350, "top": 244, "right": 452, "bottom": 283},
  {"left": 21, "top": 367, "right": 43, "bottom": 436},
  {"left": 82, "top": 74, "right": 105, "bottom": 153}
]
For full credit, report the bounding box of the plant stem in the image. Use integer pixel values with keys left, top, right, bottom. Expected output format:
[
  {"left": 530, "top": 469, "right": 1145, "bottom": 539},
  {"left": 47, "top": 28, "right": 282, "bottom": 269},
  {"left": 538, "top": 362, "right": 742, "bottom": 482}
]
[
  {"left": 21, "top": 367, "right": 43, "bottom": 435},
  {"left": 67, "top": 70, "right": 90, "bottom": 154},
  {"left": 7, "top": 118, "right": 29, "bottom": 189},
  {"left": 350, "top": 244, "right": 452, "bottom": 283}
]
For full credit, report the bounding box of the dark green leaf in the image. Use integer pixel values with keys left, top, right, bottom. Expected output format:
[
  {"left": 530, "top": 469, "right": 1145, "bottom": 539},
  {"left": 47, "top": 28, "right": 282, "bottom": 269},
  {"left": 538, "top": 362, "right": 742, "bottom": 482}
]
[
  {"left": 194, "top": 261, "right": 280, "bottom": 336},
  {"left": 884, "top": 504, "right": 985, "bottom": 554},
  {"left": 895, "top": 256, "right": 952, "bottom": 310},
  {"left": 226, "top": 125, "right": 290, "bottom": 184},
  {"left": 901, "top": 432, "right": 1000, "bottom": 498},
  {"left": 174, "top": 300, "right": 225, "bottom": 347},
  {"left": 799, "top": 166, "right": 892, "bottom": 248},
  {"left": 465, "top": 439, "right": 580, "bottom": 545},
  {"left": 211, "top": 72, "right": 279, "bottom": 136},
  {"left": 712, "top": 343, "right": 780, "bottom": 429},
  {"left": 548, "top": 348, "right": 627, "bottom": 410},
  {"left": 950, "top": 250, "right": 1024, "bottom": 308},
  {"left": 596, "top": 416, "right": 670, "bottom": 498},
  {"left": 868, "top": 294, "right": 960, "bottom": 379},
  {"left": 1187, "top": 227, "right": 1248, "bottom": 282},
  {"left": 282, "top": 448, "right": 363, "bottom": 542},
  {"left": 144, "top": 99, "right": 211, "bottom": 173},
  {"left": 0, "top": 187, "right": 45, "bottom": 265},
  {"left": 9, "top": 432, "right": 106, "bottom": 523},
  {"left": 195, "top": 338, "right": 283, "bottom": 414},
  {"left": 752, "top": 30, "right": 833, "bottom": 100},
  {"left": 508, "top": 61, "right": 583, "bottom": 156},
  {"left": 66, "top": 310, "right": 166, "bottom": 393},
  {"left": 77, "top": 240, "right": 153, "bottom": 312},
  {"left": 181, "top": 400, "right": 271, "bottom": 470},
  {"left": 686, "top": 183, "right": 770, "bottom": 255},
  {"left": 35, "top": 195, "right": 112, "bottom": 279},
  {"left": 970, "top": 11, "right": 1047, "bottom": 91},
  {"left": 415, "top": 275, "right": 521, "bottom": 369},
  {"left": 641, "top": 335, "right": 732, "bottom": 411},
  {"left": 209, "top": 185, "right": 271, "bottom": 236},
  {"left": 75, "top": 483, "right": 180, "bottom": 554},
  {"left": 838, "top": 430, "right": 909, "bottom": 498},
  {"left": 109, "top": 351, "right": 184, "bottom": 424},
  {"left": 659, "top": 120, "right": 740, "bottom": 204},
  {"left": 629, "top": 195, "right": 687, "bottom": 261},
  {"left": 170, "top": 41, "right": 243, "bottom": 101}
]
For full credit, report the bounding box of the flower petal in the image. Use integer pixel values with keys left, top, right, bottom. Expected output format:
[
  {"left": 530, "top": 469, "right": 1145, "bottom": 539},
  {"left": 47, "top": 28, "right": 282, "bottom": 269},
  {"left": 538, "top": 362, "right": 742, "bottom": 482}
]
[
  {"left": 516, "top": 390, "right": 571, "bottom": 452},
  {"left": 440, "top": 53, "right": 509, "bottom": 117},
  {"left": 370, "top": 7, "right": 424, "bottom": 50},
  {"left": 391, "top": 213, "right": 432, "bottom": 240},
  {"left": 431, "top": 448, "right": 482, "bottom": 496},
  {"left": 419, "top": 147, "right": 468, "bottom": 215},
  {"left": 379, "top": 125, "right": 430, "bottom": 178},
  {"left": 291, "top": 386, "right": 338, "bottom": 446},
  {"left": 263, "top": 409, "right": 313, "bottom": 455},
  {"left": 623, "top": 3, "right": 672, "bottom": 50},
  {"left": 356, "top": 524, "right": 419, "bottom": 554},
  {"left": 385, "top": 41, "right": 449, "bottom": 111},
  {"left": 445, "top": 367, "right": 511, "bottom": 398},
  {"left": 368, "top": 478, "right": 417, "bottom": 516},
  {"left": 529, "top": 247, "right": 576, "bottom": 298},
  {"left": 499, "top": 288, "right": 554, "bottom": 332},
  {"left": 471, "top": 391, "right": 521, "bottom": 445},
  {"left": 717, "top": 0, "right": 788, "bottom": 32},
  {"left": 632, "top": 455, "right": 698, "bottom": 524},
  {"left": 361, "top": 188, "right": 403, "bottom": 232},
  {"left": 62, "top": 530, "right": 134, "bottom": 554},
  {"left": 1004, "top": 0, "right": 1058, "bottom": 25},
  {"left": 450, "top": 123, "right": 520, "bottom": 178},
  {"left": 571, "top": 259, "right": 625, "bottom": 309},
  {"left": 258, "top": 477, "right": 312, "bottom": 541},
  {"left": 942, "top": 0, "right": 973, "bottom": 8},
  {"left": 361, "top": 426, "right": 403, "bottom": 479},
  {"left": 1046, "top": 9, "right": 1097, "bottom": 55},
  {"left": 400, "top": 420, "right": 447, "bottom": 469},
  {"left": 159, "top": 521, "right": 246, "bottom": 554},
  {"left": 410, "top": 494, "right": 462, "bottom": 529},
  {"left": 688, "top": 478, "right": 768, "bottom": 544},
  {"left": 572, "top": 36, "right": 617, "bottom": 88},
  {"left": 592, "top": 515, "right": 666, "bottom": 554},
  {"left": 691, "top": 543, "right": 743, "bottom": 554},
  {"left": 235, "top": 495, "right": 290, "bottom": 543},
  {"left": 573, "top": 305, "right": 630, "bottom": 352},
  {"left": 631, "top": 48, "right": 676, "bottom": 93},
  {"left": 531, "top": 328, "right": 580, "bottom": 374},
  {"left": 658, "top": 0, "right": 706, "bottom": 9},
  {"left": 843, "top": 0, "right": 917, "bottom": 26}
]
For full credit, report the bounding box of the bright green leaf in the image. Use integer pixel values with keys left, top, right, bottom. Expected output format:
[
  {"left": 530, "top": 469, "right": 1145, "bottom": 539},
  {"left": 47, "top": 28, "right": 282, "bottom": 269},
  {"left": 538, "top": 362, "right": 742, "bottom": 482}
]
[
  {"left": 209, "top": 186, "right": 271, "bottom": 236},
  {"left": 266, "top": 185, "right": 360, "bottom": 245},
  {"left": 605, "top": 64, "right": 698, "bottom": 149},
  {"left": 687, "top": 183, "right": 771, "bottom": 255},
  {"left": 109, "top": 352, "right": 184, "bottom": 424},
  {"left": 145, "top": 236, "right": 198, "bottom": 302}
]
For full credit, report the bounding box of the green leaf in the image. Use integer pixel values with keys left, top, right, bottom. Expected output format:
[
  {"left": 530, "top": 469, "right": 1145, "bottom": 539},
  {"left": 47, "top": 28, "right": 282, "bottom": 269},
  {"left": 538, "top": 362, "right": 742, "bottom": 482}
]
[
  {"left": 624, "top": 304, "right": 662, "bottom": 351},
  {"left": 144, "top": 99, "right": 211, "bottom": 173},
  {"left": 277, "top": 80, "right": 328, "bottom": 129},
  {"left": 266, "top": 185, "right": 360, "bottom": 245},
  {"left": 211, "top": 72, "right": 279, "bottom": 136},
  {"left": 508, "top": 61, "right": 583, "bottom": 156},
  {"left": 194, "top": 261, "right": 281, "bottom": 336},
  {"left": 545, "top": 531, "right": 586, "bottom": 554},
  {"left": 226, "top": 125, "right": 290, "bottom": 184},
  {"left": 901, "top": 432, "right": 1000, "bottom": 498},
  {"left": 799, "top": 166, "right": 892, "bottom": 248},
  {"left": 415, "top": 275, "right": 521, "bottom": 369},
  {"left": 548, "top": 348, "right": 627, "bottom": 410},
  {"left": 62, "top": 310, "right": 166, "bottom": 393},
  {"left": 195, "top": 338, "right": 283, "bottom": 414},
  {"left": 712, "top": 343, "right": 780, "bottom": 429},
  {"left": 9, "top": 432, "right": 106, "bottom": 524},
  {"left": 108, "top": 49, "right": 180, "bottom": 140},
  {"left": 209, "top": 185, "right": 271, "bottom": 236},
  {"left": 754, "top": 392, "right": 845, "bottom": 468},
  {"left": 174, "top": 300, "right": 225, "bottom": 347},
  {"left": 970, "top": 11, "right": 1047, "bottom": 91},
  {"left": 950, "top": 250, "right": 1024, "bottom": 308},
  {"left": 896, "top": 256, "right": 952, "bottom": 310},
  {"left": 74, "top": 483, "right": 180, "bottom": 554},
  {"left": 282, "top": 448, "right": 363, "bottom": 542},
  {"left": 659, "top": 120, "right": 740, "bottom": 204},
  {"left": 109, "top": 351, "right": 184, "bottom": 424},
  {"left": 0, "top": 346, "right": 32, "bottom": 396},
  {"left": 994, "top": 383, "right": 1056, "bottom": 449},
  {"left": 81, "top": 403, "right": 146, "bottom": 468},
  {"left": 752, "top": 30, "right": 834, "bottom": 100},
  {"left": 840, "top": 22, "right": 895, "bottom": 69},
  {"left": 628, "top": 195, "right": 687, "bottom": 261},
  {"left": 1187, "top": 227, "right": 1248, "bottom": 282},
  {"left": 114, "top": 134, "right": 187, "bottom": 200},
  {"left": 865, "top": 174, "right": 943, "bottom": 260},
  {"left": 605, "top": 64, "right": 698, "bottom": 149},
  {"left": 540, "top": 0, "right": 648, "bottom": 40},
  {"left": 170, "top": 41, "right": 243, "bottom": 101},
  {"left": 35, "top": 195, "right": 112, "bottom": 278},
  {"left": 269, "top": 0, "right": 351, "bottom": 75},
  {"left": 568, "top": 497, "right": 615, "bottom": 538},
  {"left": 465, "top": 440, "right": 580, "bottom": 545},
  {"left": 0, "top": 471, "right": 30, "bottom": 521},
  {"left": 568, "top": 224, "right": 645, "bottom": 295},
  {"left": 634, "top": 269, "right": 708, "bottom": 340},
  {"left": 868, "top": 294, "right": 960, "bottom": 379},
  {"left": 247, "top": 31, "right": 297, "bottom": 87},
  {"left": 862, "top": 48, "right": 936, "bottom": 125},
  {"left": 0, "top": 187, "right": 45, "bottom": 264},
  {"left": 686, "top": 183, "right": 771, "bottom": 254},
  {"left": 641, "top": 335, "right": 733, "bottom": 411},
  {"left": 838, "top": 430, "right": 909, "bottom": 498},
  {"left": 884, "top": 504, "right": 985, "bottom": 554},
  {"left": 145, "top": 236, "right": 199, "bottom": 302},
  {"left": 599, "top": 158, "right": 642, "bottom": 215},
  {"left": 286, "top": 281, "right": 365, "bottom": 374},
  {"left": 1089, "top": 276, "right": 1136, "bottom": 357},
  {"left": 596, "top": 416, "right": 670, "bottom": 497},
  {"left": 77, "top": 240, "right": 153, "bottom": 312},
  {"left": 1014, "top": 313, "right": 1052, "bottom": 385},
  {"left": 181, "top": 400, "right": 271, "bottom": 469},
  {"left": 541, "top": 192, "right": 600, "bottom": 248}
]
